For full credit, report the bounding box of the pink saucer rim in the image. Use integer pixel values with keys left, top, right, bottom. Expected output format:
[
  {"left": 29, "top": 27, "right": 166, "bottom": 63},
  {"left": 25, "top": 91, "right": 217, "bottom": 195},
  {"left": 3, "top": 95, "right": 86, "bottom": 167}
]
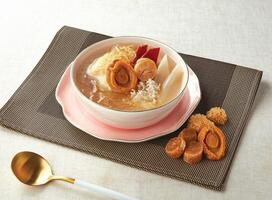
[{"left": 55, "top": 65, "right": 201, "bottom": 143}]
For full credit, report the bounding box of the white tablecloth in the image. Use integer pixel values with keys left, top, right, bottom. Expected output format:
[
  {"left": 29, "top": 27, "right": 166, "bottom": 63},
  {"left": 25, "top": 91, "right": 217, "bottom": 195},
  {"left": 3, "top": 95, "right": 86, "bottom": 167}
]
[{"left": 0, "top": 0, "right": 271, "bottom": 199}]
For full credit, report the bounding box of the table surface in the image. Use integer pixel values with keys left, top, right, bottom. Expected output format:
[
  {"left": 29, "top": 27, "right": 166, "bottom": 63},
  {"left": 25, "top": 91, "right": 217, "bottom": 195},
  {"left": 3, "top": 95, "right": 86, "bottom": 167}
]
[{"left": 0, "top": 0, "right": 271, "bottom": 199}]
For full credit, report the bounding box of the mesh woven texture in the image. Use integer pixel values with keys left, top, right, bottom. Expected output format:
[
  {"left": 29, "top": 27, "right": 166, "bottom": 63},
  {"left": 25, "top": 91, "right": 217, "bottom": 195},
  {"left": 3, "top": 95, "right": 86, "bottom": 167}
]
[{"left": 0, "top": 26, "right": 262, "bottom": 190}]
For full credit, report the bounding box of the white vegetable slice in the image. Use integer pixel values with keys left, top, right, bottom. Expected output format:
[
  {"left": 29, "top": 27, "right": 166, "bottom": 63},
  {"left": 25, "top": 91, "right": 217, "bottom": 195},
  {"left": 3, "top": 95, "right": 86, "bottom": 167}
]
[
  {"left": 86, "top": 58, "right": 98, "bottom": 75},
  {"left": 160, "top": 64, "right": 183, "bottom": 103},
  {"left": 155, "top": 55, "right": 170, "bottom": 84},
  {"left": 86, "top": 58, "right": 111, "bottom": 91},
  {"left": 94, "top": 75, "right": 111, "bottom": 91}
]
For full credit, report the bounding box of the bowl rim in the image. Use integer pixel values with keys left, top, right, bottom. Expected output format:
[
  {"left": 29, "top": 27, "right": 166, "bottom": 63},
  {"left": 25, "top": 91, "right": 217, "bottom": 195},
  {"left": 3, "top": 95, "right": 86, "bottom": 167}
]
[{"left": 70, "top": 36, "right": 189, "bottom": 113}]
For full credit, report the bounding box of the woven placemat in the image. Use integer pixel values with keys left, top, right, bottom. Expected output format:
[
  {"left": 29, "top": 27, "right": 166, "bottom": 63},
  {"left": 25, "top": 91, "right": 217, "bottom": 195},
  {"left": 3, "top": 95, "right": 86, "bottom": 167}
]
[{"left": 0, "top": 26, "right": 262, "bottom": 190}]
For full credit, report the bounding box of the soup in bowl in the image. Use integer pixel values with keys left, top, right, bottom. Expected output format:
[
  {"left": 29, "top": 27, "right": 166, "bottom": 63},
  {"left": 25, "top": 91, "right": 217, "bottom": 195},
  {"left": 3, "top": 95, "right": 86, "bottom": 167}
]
[{"left": 70, "top": 37, "right": 189, "bottom": 129}]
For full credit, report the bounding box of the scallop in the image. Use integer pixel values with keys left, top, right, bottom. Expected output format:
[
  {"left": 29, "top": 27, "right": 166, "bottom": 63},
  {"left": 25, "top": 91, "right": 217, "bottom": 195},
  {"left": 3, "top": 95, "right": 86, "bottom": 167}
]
[
  {"left": 160, "top": 64, "right": 183, "bottom": 103},
  {"left": 155, "top": 55, "right": 170, "bottom": 84}
]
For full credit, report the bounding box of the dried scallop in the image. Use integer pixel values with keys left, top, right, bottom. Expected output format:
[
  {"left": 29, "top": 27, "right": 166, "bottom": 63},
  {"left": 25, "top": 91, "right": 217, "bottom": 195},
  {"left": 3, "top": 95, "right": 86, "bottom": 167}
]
[{"left": 155, "top": 55, "right": 170, "bottom": 84}]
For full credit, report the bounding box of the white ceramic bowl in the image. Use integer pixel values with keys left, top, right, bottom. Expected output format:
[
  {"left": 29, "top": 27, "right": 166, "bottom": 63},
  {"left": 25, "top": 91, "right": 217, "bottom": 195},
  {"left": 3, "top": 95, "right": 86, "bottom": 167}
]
[{"left": 70, "top": 36, "right": 189, "bottom": 129}]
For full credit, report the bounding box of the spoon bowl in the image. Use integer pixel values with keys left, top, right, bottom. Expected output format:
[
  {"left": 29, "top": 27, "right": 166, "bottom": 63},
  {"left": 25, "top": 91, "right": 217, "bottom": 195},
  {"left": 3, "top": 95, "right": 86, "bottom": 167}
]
[
  {"left": 11, "top": 151, "right": 53, "bottom": 186},
  {"left": 11, "top": 151, "right": 136, "bottom": 200}
]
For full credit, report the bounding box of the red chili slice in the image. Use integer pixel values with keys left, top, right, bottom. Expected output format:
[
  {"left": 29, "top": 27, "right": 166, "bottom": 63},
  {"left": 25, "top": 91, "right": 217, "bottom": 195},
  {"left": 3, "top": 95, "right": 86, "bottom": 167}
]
[
  {"left": 132, "top": 45, "right": 148, "bottom": 65},
  {"left": 142, "top": 47, "right": 160, "bottom": 64}
]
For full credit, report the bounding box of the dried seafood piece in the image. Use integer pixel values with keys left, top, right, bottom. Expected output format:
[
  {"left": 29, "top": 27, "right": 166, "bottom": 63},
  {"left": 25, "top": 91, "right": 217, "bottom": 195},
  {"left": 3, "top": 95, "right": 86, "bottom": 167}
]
[
  {"left": 134, "top": 58, "right": 157, "bottom": 81},
  {"left": 187, "top": 114, "right": 215, "bottom": 132},
  {"left": 178, "top": 127, "right": 197, "bottom": 143},
  {"left": 106, "top": 60, "right": 137, "bottom": 93},
  {"left": 198, "top": 126, "right": 226, "bottom": 160},
  {"left": 206, "top": 107, "right": 228, "bottom": 125},
  {"left": 183, "top": 141, "right": 203, "bottom": 165},
  {"left": 165, "top": 137, "right": 186, "bottom": 159}
]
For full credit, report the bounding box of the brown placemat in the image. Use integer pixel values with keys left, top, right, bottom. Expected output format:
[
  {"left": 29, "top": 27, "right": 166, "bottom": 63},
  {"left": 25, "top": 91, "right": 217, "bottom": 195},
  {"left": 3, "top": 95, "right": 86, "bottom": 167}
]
[{"left": 0, "top": 26, "right": 262, "bottom": 190}]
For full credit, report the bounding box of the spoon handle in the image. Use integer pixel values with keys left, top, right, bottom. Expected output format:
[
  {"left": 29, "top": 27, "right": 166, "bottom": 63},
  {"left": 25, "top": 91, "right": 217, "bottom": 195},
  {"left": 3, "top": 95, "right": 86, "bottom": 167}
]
[{"left": 74, "top": 179, "right": 138, "bottom": 200}]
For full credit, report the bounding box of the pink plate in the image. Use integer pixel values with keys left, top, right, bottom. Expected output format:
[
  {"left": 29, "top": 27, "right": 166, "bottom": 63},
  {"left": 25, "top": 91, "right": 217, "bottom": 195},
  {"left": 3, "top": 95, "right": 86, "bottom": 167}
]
[{"left": 56, "top": 65, "right": 201, "bottom": 143}]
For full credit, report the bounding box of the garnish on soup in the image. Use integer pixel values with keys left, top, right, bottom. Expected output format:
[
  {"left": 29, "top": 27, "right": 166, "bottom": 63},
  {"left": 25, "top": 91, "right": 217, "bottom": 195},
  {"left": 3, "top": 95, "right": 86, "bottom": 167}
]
[{"left": 75, "top": 44, "right": 184, "bottom": 111}]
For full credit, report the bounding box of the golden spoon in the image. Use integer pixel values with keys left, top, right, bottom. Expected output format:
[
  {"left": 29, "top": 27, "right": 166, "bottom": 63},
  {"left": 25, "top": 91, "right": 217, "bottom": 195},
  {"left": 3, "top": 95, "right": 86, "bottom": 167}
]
[{"left": 11, "top": 151, "right": 137, "bottom": 200}]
